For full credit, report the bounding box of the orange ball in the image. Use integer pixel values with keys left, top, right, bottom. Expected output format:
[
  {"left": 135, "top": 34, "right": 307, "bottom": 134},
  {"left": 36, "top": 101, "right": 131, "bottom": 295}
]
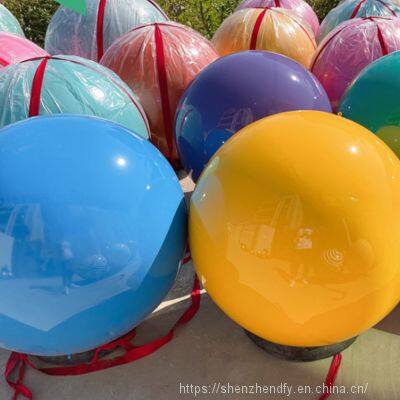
[
  {"left": 101, "top": 22, "right": 219, "bottom": 165},
  {"left": 212, "top": 7, "right": 316, "bottom": 68}
]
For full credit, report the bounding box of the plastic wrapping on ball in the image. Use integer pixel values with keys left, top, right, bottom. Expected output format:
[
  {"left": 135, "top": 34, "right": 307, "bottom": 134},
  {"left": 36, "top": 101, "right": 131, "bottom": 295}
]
[
  {"left": 0, "top": 33, "right": 48, "bottom": 69},
  {"left": 235, "top": 0, "right": 320, "bottom": 35},
  {"left": 175, "top": 51, "right": 332, "bottom": 181},
  {"left": 0, "top": 115, "right": 186, "bottom": 355},
  {"left": 311, "top": 16, "right": 400, "bottom": 111},
  {"left": 212, "top": 8, "right": 316, "bottom": 68},
  {"left": 317, "top": 0, "right": 400, "bottom": 43},
  {"left": 0, "top": 55, "right": 150, "bottom": 138},
  {"left": 101, "top": 22, "right": 219, "bottom": 165},
  {"left": 45, "top": 0, "right": 168, "bottom": 61},
  {"left": 0, "top": 4, "right": 24, "bottom": 37}
]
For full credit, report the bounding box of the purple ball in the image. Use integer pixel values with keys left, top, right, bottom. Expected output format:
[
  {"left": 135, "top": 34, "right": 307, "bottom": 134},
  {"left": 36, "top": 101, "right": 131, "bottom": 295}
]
[{"left": 175, "top": 51, "right": 332, "bottom": 181}]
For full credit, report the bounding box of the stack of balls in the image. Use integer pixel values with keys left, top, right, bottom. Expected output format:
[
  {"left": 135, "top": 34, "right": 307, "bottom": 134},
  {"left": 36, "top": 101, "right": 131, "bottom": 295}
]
[{"left": 0, "top": 0, "right": 399, "bottom": 373}]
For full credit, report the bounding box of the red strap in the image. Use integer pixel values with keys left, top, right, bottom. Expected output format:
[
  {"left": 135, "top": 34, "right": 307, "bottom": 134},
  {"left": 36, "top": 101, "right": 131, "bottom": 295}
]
[
  {"left": 4, "top": 353, "right": 35, "bottom": 400},
  {"left": 0, "top": 56, "right": 9, "bottom": 67},
  {"left": 250, "top": 8, "right": 315, "bottom": 52},
  {"left": 376, "top": 0, "right": 397, "bottom": 16},
  {"left": 146, "top": 0, "right": 169, "bottom": 19},
  {"left": 350, "top": 0, "right": 366, "bottom": 18},
  {"left": 96, "top": 0, "right": 107, "bottom": 61},
  {"left": 313, "top": 17, "right": 392, "bottom": 70},
  {"left": 274, "top": 0, "right": 281, "bottom": 7},
  {"left": 28, "top": 57, "right": 50, "bottom": 117},
  {"left": 311, "top": 22, "right": 352, "bottom": 70},
  {"left": 20, "top": 55, "right": 151, "bottom": 137},
  {"left": 318, "top": 353, "right": 342, "bottom": 400},
  {"left": 376, "top": 23, "right": 389, "bottom": 55},
  {"left": 52, "top": 56, "right": 151, "bottom": 137},
  {"left": 154, "top": 24, "right": 174, "bottom": 162},
  {"left": 288, "top": 12, "right": 316, "bottom": 50},
  {"left": 250, "top": 8, "right": 268, "bottom": 50},
  {"left": 5, "top": 257, "right": 199, "bottom": 398},
  {"left": 182, "top": 253, "right": 192, "bottom": 264}
]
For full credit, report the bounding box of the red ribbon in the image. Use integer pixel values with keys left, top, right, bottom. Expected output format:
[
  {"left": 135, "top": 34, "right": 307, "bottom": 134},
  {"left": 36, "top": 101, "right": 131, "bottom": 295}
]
[
  {"left": 154, "top": 24, "right": 174, "bottom": 162},
  {"left": 96, "top": 0, "right": 107, "bottom": 61},
  {"left": 311, "top": 22, "right": 351, "bottom": 70},
  {"left": 318, "top": 353, "right": 343, "bottom": 400},
  {"left": 146, "top": 0, "right": 169, "bottom": 19},
  {"left": 0, "top": 56, "right": 9, "bottom": 67},
  {"left": 28, "top": 57, "right": 50, "bottom": 117},
  {"left": 96, "top": 0, "right": 170, "bottom": 62},
  {"left": 22, "top": 55, "right": 150, "bottom": 137},
  {"left": 5, "top": 256, "right": 199, "bottom": 398},
  {"left": 250, "top": 8, "right": 268, "bottom": 50},
  {"left": 313, "top": 17, "right": 393, "bottom": 71},
  {"left": 289, "top": 12, "right": 316, "bottom": 50},
  {"left": 250, "top": 8, "right": 315, "bottom": 52},
  {"left": 376, "top": 23, "right": 389, "bottom": 55},
  {"left": 350, "top": 0, "right": 367, "bottom": 18},
  {"left": 377, "top": 0, "right": 397, "bottom": 16},
  {"left": 4, "top": 248, "right": 343, "bottom": 400}
]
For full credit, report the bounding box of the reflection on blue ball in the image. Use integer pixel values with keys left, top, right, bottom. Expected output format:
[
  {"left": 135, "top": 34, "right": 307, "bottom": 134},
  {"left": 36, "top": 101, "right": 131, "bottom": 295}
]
[
  {"left": 0, "top": 115, "right": 186, "bottom": 356},
  {"left": 175, "top": 51, "right": 332, "bottom": 181}
]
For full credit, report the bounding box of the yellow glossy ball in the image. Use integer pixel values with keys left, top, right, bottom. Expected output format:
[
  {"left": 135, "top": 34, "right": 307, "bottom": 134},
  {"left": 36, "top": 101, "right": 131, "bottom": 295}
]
[{"left": 190, "top": 111, "right": 400, "bottom": 347}]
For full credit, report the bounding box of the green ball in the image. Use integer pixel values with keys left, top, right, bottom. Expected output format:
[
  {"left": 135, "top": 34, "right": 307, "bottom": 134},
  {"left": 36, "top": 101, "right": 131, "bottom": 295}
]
[{"left": 338, "top": 51, "right": 400, "bottom": 158}]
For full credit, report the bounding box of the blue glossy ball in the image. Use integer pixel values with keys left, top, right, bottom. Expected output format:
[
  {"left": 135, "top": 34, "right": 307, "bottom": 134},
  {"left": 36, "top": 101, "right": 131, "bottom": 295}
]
[{"left": 0, "top": 115, "right": 186, "bottom": 356}]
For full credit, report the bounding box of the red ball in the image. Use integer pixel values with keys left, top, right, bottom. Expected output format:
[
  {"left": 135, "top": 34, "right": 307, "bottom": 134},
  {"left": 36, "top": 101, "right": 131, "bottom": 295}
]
[{"left": 101, "top": 22, "right": 219, "bottom": 165}]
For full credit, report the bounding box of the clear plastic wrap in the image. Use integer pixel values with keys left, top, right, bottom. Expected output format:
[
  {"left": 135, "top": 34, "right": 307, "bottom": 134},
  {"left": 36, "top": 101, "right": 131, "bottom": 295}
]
[
  {"left": 311, "top": 16, "right": 400, "bottom": 111},
  {"left": 212, "top": 8, "right": 316, "bottom": 68},
  {"left": 0, "top": 33, "right": 48, "bottom": 69},
  {"left": 0, "top": 55, "right": 149, "bottom": 138},
  {"left": 101, "top": 22, "right": 219, "bottom": 165},
  {"left": 0, "top": 4, "right": 24, "bottom": 37},
  {"left": 317, "top": 0, "right": 400, "bottom": 42},
  {"left": 45, "top": 0, "right": 168, "bottom": 61},
  {"left": 235, "top": 0, "right": 320, "bottom": 35}
]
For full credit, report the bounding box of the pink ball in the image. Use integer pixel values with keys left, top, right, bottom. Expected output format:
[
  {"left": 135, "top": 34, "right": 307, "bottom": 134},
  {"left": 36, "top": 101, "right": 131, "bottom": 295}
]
[
  {"left": 311, "top": 16, "right": 400, "bottom": 111},
  {"left": 0, "top": 33, "right": 48, "bottom": 69},
  {"left": 235, "top": 0, "right": 319, "bottom": 35}
]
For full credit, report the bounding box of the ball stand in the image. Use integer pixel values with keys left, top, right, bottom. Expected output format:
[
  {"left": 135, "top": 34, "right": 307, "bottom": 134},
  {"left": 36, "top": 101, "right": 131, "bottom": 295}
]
[
  {"left": 34, "top": 348, "right": 114, "bottom": 366},
  {"left": 244, "top": 330, "right": 357, "bottom": 362}
]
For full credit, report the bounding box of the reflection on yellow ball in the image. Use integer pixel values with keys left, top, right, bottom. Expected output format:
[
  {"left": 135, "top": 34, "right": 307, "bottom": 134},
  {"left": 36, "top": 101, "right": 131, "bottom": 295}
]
[
  {"left": 211, "top": 8, "right": 316, "bottom": 68},
  {"left": 190, "top": 111, "right": 400, "bottom": 347}
]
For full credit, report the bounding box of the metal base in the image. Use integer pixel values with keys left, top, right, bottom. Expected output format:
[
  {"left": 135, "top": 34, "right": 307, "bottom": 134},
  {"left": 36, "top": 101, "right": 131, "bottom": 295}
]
[
  {"left": 245, "top": 330, "right": 357, "bottom": 362},
  {"left": 34, "top": 348, "right": 114, "bottom": 366},
  {"left": 176, "top": 169, "right": 188, "bottom": 180}
]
